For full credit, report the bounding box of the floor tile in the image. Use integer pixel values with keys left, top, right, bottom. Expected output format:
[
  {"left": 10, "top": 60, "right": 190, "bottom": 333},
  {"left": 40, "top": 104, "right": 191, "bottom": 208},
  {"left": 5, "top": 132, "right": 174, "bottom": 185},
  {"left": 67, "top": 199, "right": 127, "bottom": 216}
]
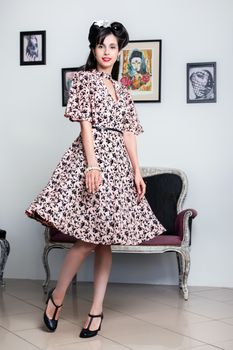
[
  {"left": 2, "top": 280, "right": 233, "bottom": 350},
  {"left": 177, "top": 320, "right": 233, "bottom": 344},
  {"left": 0, "top": 310, "right": 42, "bottom": 331},
  {"left": 100, "top": 313, "right": 202, "bottom": 349},
  {"left": 189, "top": 286, "right": 219, "bottom": 293},
  {"left": 49, "top": 337, "right": 131, "bottom": 349},
  {"left": 15, "top": 319, "right": 84, "bottom": 348},
  {"left": 214, "top": 339, "right": 233, "bottom": 349},
  {"left": 191, "top": 288, "right": 233, "bottom": 302},
  {"left": 104, "top": 293, "right": 173, "bottom": 315},
  {"left": 188, "top": 345, "right": 223, "bottom": 350},
  {"left": 180, "top": 296, "right": 233, "bottom": 319},
  {"left": 3, "top": 279, "right": 41, "bottom": 296},
  {"left": 0, "top": 293, "right": 40, "bottom": 316},
  {"left": 220, "top": 317, "right": 233, "bottom": 326},
  {"left": 26, "top": 297, "right": 46, "bottom": 309},
  {"left": 0, "top": 326, "right": 39, "bottom": 350},
  {"left": 133, "top": 285, "right": 200, "bottom": 308},
  {"left": 133, "top": 306, "right": 210, "bottom": 333},
  {"left": 61, "top": 298, "right": 139, "bottom": 336}
]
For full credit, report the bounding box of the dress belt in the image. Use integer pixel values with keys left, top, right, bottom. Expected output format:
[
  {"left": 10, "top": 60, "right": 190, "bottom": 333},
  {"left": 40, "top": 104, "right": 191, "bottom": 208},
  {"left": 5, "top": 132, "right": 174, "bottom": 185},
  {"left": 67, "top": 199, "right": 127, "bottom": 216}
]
[{"left": 92, "top": 125, "right": 123, "bottom": 135}]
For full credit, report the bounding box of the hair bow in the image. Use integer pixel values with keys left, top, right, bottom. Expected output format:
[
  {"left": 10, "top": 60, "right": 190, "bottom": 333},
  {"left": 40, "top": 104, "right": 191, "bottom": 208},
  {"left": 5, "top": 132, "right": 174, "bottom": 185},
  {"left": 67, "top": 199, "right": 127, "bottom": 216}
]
[{"left": 94, "top": 19, "right": 111, "bottom": 28}]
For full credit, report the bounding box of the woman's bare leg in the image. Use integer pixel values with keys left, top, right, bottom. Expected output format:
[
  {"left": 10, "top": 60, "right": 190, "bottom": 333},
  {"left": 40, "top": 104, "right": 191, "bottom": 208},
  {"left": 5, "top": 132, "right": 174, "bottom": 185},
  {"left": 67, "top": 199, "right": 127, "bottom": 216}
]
[
  {"left": 83, "top": 244, "right": 112, "bottom": 330},
  {"left": 45, "top": 239, "right": 97, "bottom": 319}
]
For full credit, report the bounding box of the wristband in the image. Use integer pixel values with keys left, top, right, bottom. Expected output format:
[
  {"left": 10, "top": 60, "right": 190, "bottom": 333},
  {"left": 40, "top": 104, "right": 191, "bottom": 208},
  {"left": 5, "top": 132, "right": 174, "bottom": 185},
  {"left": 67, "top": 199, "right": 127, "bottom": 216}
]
[{"left": 85, "top": 166, "right": 101, "bottom": 174}]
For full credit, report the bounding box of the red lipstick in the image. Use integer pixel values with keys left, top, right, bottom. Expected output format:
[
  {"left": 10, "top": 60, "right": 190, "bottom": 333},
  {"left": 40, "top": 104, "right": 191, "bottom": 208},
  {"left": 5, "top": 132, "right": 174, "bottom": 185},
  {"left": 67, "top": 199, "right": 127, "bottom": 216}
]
[{"left": 102, "top": 57, "right": 112, "bottom": 62}]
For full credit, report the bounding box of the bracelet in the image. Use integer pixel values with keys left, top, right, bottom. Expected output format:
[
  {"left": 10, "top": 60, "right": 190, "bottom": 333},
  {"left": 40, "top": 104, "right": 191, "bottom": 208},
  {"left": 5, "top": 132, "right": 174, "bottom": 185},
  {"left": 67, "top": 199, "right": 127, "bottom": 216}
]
[{"left": 85, "top": 166, "right": 101, "bottom": 174}]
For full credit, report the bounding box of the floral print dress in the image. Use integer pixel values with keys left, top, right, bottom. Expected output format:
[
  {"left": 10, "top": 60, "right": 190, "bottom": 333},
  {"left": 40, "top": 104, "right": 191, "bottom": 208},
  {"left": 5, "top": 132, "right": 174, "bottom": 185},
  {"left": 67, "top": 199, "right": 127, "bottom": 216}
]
[{"left": 26, "top": 68, "right": 166, "bottom": 245}]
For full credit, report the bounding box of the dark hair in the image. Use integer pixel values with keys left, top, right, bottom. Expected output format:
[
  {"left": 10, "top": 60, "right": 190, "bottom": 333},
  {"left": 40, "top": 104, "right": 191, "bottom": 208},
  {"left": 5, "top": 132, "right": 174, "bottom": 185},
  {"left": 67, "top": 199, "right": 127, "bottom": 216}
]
[{"left": 83, "top": 21, "right": 129, "bottom": 80}]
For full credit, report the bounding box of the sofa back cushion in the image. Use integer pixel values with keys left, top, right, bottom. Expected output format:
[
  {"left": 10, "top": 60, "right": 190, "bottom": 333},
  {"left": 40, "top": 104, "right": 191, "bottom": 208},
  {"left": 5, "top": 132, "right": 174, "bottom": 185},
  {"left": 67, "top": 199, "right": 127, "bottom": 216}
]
[{"left": 143, "top": 173, "right": 182, "bottom": 235}]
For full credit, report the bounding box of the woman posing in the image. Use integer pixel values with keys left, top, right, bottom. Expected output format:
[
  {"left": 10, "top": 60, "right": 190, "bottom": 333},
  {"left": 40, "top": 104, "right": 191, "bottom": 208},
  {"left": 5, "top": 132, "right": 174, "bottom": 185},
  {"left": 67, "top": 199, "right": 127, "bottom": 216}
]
[{"left": 26, "top": 19, "right": 165, "bottom": 338}]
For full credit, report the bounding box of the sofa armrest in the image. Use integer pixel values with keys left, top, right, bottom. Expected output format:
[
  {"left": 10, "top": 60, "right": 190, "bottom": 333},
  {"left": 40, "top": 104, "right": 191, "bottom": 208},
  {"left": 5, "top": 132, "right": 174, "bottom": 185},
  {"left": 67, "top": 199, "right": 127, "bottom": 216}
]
[{"left": 175, "top": 209, "right": 197, "bottom": 246}]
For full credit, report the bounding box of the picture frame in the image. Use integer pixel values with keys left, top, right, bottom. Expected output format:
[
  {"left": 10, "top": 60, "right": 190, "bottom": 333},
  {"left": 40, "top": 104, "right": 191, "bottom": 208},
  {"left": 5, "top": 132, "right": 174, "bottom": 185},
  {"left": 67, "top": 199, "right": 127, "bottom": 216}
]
[
  {"left": 187, "top": 62, "right": 216, "bottom": 103},
  {"left": 62, "top": 67, "right": 84, "bottom": 106},
  {"left": 20, "top": 30, "right": 46, "bottom": 65},
  {"left": 118, "top": 40, "right": 162, "bottom": 103}
]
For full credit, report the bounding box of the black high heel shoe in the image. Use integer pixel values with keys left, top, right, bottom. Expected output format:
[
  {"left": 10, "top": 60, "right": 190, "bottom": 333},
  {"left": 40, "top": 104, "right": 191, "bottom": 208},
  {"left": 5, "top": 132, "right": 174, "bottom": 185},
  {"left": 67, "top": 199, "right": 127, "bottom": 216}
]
[
  {"left": 79, "top": 312, "right": 104, "bottom": 338},
  {"left": 43, "top": 288, "right": 63, "bottom": 332}
]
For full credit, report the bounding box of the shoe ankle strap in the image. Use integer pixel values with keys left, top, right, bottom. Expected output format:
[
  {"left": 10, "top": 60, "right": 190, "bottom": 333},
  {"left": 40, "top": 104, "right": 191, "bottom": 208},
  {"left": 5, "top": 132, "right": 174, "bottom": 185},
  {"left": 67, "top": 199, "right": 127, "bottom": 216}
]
[
  {"left": 88, "top": 312, "right": 103, "bottom": 318},
  {"left": 50, "top": 291, "right": 63, "bottom": 309}
]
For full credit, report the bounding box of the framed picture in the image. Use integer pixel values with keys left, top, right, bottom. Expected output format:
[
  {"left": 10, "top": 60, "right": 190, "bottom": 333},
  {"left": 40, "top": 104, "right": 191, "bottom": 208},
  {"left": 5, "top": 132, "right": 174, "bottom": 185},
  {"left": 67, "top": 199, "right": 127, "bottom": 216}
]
[
  {"left": 187, "top": 62, "right": 216, "bottom": 103},
  {"left": 20, "top": 30, "right": 46, "bottom": 65},
  {"left": 62, "top": 67, "right": 84, "bottom": 106},
  {"left": 118, "top": 40, "right": 162, "bottom": 102}
]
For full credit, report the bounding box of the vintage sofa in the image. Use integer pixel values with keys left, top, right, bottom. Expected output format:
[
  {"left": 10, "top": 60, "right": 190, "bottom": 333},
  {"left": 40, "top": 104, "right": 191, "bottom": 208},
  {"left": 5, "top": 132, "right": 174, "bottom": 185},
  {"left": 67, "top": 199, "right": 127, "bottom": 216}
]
[{"left": 42, "top": 167, "right": 197, "bottom": 300}]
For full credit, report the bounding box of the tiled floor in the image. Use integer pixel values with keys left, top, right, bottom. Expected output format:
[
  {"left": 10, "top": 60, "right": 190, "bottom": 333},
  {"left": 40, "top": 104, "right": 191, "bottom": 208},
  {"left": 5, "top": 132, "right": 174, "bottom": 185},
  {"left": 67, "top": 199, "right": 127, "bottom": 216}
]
[{"left": 1, "top": 280, "right": 233, "bottom": 349}]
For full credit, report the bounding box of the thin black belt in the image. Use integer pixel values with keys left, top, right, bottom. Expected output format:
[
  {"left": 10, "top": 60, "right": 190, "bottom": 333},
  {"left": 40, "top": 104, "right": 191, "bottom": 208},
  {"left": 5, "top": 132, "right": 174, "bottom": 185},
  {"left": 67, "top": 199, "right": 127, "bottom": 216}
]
[{"left": 92, "top": 125, "right": 123, "bottom": 135}]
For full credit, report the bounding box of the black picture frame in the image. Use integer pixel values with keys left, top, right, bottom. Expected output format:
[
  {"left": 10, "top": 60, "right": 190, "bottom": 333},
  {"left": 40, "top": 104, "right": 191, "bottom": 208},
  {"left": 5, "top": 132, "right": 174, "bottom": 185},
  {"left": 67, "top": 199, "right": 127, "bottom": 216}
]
[
  {"left": 187, "top": 62, "right": 216, "bottom": 103},
  {"left": 118, "top": 39, "right": 162, "bottom": 103},
  {"left": 62, "top": 67, "right": 84, "bottom": 106},
  {"left": 20, "top": 30, "right": 46, "bottom": 65}
]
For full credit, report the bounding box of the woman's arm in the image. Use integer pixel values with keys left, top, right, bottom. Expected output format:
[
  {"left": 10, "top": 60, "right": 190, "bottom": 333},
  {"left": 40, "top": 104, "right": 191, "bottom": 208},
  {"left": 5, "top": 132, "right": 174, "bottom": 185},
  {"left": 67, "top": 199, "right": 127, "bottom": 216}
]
[
  {"left": 80, "top": 121, "right": 102, "bottom": 193},
  {"left": 123, "top": 131, "right": 146, "bottom": 203}
]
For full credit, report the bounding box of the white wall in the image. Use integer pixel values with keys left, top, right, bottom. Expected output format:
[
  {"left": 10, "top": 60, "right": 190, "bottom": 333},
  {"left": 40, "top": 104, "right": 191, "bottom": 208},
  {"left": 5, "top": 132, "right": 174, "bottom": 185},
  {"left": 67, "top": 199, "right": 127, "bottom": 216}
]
[{"left": 0, "top": 0, "right": 232, "bottom": 287}]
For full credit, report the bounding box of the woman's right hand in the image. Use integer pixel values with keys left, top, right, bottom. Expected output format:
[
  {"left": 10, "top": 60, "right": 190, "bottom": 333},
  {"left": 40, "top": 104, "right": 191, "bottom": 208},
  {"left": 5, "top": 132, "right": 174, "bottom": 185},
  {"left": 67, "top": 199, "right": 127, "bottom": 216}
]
[{"left": 85, "top": 169, "right": 102, "bottom": 193}]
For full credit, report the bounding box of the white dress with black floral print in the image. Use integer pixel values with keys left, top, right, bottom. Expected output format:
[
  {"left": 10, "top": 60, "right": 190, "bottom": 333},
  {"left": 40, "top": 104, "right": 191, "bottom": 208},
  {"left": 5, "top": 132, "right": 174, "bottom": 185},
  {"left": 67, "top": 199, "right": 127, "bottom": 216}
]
[{"left": 26, "top": 69, "right": 166, "bottom": 245}]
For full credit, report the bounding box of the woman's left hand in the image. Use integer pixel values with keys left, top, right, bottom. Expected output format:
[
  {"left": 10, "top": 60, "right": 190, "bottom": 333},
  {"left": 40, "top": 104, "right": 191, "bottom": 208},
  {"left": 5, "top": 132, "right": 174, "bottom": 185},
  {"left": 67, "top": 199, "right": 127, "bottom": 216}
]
[{"left": 134, "top": 172, "right": 146, "bottom": 203}]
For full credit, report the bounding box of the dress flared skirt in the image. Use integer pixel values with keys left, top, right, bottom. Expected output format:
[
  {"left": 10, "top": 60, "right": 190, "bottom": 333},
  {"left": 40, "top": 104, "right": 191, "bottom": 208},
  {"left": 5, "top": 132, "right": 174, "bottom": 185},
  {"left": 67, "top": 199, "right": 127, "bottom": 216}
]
[{"left": 26, "top": 130, "right": 166, "bottom": 245}]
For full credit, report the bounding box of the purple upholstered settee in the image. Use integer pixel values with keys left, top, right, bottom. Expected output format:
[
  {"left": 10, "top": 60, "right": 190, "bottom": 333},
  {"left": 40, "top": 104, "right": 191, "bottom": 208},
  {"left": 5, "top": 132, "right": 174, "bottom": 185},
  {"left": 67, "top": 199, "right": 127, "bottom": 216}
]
[{"left": 42, "top": 167, "right": 197, "bottom": 300}]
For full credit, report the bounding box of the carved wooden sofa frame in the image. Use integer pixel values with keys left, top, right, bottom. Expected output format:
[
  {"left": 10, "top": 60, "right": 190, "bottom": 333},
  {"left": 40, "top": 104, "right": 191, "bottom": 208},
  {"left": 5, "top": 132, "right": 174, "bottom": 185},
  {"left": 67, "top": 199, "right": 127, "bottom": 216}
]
[{"left": 42, "top": 167, "right": 197, "bottom": 300}]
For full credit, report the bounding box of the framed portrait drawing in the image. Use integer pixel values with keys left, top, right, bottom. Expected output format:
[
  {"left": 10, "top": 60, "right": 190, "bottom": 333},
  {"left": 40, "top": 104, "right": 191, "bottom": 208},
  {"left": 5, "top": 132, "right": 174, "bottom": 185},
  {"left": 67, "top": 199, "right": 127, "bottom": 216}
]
[
  {"left": 187, "top": 62, "right": 216, "bottom": 103},
  {"left": 118, "top": 40, "right": 162, "bottom": 102},
  {"left": 20, "top": 30, "right": 46, "bottom": 65},
  {"left": 62, "top": 67, "right": 84, "bottom": 106}
]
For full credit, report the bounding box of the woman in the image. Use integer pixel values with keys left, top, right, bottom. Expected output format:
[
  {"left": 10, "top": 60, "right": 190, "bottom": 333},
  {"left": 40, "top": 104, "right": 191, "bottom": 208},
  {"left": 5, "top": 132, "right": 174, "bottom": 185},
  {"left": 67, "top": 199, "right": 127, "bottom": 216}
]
[{"left": 26, "top": 19, "right": 166, "bottom": 338}]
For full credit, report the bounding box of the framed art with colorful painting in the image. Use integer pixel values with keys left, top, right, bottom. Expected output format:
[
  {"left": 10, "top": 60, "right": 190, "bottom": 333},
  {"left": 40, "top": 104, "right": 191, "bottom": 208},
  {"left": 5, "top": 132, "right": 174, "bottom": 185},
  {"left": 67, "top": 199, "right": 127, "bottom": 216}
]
[{"left": 118, "top": 40, "right": 162, "bottom": 102}]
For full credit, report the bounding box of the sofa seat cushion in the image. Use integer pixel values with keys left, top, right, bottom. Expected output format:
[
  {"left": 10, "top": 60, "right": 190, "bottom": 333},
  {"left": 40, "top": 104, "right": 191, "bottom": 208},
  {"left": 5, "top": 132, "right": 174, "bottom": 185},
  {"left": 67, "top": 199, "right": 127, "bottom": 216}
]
[
  {"left": 140, "top": 235, "right": 181, "bottom": 246},
  {"left": 49, "top": 230, "right": 181, "bottom": 246},
  {"left": 49, "top": 228, "right": 77, "bottom": 243}
]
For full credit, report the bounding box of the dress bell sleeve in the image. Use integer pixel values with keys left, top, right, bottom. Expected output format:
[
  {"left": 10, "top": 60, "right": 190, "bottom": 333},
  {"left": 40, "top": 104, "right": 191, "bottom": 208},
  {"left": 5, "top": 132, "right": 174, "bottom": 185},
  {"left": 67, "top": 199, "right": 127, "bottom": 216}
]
[
  {"left": 123, "top": 89, "right": 144, "bottom": 135},
  {"left": 64, "top": 71, "right": 92, "bottom": 123}
]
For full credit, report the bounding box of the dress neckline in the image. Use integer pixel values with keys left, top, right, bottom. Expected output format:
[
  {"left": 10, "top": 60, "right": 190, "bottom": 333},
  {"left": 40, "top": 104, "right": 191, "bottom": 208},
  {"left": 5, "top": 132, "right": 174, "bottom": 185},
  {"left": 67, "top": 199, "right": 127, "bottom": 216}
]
[
  {"left": 92, "top": 68, "right": 113, "bottom": 80},
  {"left": 92, "top": 68, "right": 120, "bottom": 103}
]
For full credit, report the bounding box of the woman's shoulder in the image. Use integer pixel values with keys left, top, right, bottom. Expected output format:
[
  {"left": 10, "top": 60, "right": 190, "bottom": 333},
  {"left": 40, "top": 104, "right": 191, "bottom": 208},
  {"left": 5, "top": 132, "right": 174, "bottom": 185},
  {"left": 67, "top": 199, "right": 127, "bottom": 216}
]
[
  {"left": 74, "top": 69, "right": 91, "bottom": 79},
  {"left": 76, "top": 69, "right": 106, "bottom": 83},
  {"left": 72, "top": 70, "right": 93, "bottom": 85}
]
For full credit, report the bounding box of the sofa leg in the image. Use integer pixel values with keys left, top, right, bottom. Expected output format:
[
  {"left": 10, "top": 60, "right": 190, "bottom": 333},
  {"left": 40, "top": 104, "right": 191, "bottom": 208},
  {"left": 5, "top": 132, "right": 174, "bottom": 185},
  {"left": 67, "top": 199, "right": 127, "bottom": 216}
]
[
  {"left": 42, "top": 245, "right": 51, "bottom": 293},
  {"left": 176, "top": 252, "right": 183, "bottom": 290},
  {"left": 179, "top": 248, "right": 190, "bottom": 301}
]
